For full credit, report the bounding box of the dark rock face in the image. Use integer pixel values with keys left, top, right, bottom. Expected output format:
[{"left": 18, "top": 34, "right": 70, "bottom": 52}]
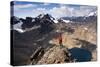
[
  {"left": 21, "top": 17, "right": 34, "bottom": 29},
  {"left": 36, "top": 14, "right": 55, "bottom": 34},
  {"left": 11, "top": 26, "right": 54, "bottom": 66},
  {"left": 13, "top": 14, "right": 55, "bottom": 34},
  {"left": 11, "top": 16, "right": 20, "bottom": 25}
]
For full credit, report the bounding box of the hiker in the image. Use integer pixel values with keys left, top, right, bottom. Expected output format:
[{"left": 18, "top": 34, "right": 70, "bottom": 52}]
[{"left": 58, "top": 33, "right": 63, "bottom": 47}]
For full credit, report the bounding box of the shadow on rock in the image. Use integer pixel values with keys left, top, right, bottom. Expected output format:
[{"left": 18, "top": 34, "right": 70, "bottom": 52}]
[{"left": 74, "top": 38, "right": 97, "bottom": 52}]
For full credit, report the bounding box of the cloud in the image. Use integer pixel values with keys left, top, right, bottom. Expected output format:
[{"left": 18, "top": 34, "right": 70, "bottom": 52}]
[
  {"left": 14, "top": 4, "right": 37, "bottom": 10},
  {"left": 74, "top": 6, "right": 97, "bottom": 16},
  {"left": 31, "top": 5, "right": 97, "bottom": 18},
  {"left": 50, "top": 5, "right": 97, "bottom": 17},
  {"left": 32, "top": 8, "right": 48, "bottom": 17},
  {"left": 31, "top": 6, "right": 71, "bottom": 18},
  {"left": 49, "top": 6, "right": 70, "bottom": 18},
  {"left": 14, "top": 2, "right": 97, "bottom": 18}
]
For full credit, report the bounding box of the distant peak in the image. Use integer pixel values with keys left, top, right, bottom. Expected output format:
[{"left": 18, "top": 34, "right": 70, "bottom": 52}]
[{"left": 87, "top": 11, "right": 97, "bottom": 17}]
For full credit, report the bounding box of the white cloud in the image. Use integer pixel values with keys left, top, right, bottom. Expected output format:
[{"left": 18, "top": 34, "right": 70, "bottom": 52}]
[
  {"left": 74, "top": 6, "right": 97, "bottom": 16},
  {"left": 32, "top": 8, "right": 48, "bottom": 17},
  {"left": 49, "top": 6, "right": 70, "bottom": 18},
  {"left": 31, "top": 5, "right": 97, "bottom": 18},
  {"left": 52, "top": 5, "right": 96, "bottom": 17},
  {"left": 32, "top": 6, "right": 71, "bottom": 18},
  {"left": 14, "top": 3, "right": 97, "bottom": 18},
  {"left": 14, "top": 4, "right": 37, "bottom": 10}
]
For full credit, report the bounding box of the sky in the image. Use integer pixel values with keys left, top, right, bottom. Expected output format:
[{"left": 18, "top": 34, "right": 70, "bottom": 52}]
[{"left": 12, "top": 1, "right": 97, "bottom": 18}]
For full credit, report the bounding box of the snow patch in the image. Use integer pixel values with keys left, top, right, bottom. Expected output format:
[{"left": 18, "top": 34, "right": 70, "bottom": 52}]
[
  {"left": 53, "top": 20, "right": 58, "bottom": 23},
  {"left": 88, "top": 11, "right": 97, "bottom": 16},
  {"left": 32, "top": 18, "right": 35, "bottom": 22},
  {"left": 13, "top": 21, "right": 25, "bottom": 33},
  {"left": 15, "top": 28, "right": 25, "bottom": 33},
  {"left": 62, "top": 19, "right": 70, "bottom": 23}
]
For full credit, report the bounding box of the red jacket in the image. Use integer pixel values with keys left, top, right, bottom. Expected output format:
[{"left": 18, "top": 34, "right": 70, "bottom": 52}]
[{"left": 58, "top": 33, "right": 62, "bottom": 44}]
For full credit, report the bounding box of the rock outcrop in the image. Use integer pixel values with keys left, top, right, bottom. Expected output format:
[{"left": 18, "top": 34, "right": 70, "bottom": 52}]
[{"left": 36, "top": 46, "right": 72, "bottom": 64}]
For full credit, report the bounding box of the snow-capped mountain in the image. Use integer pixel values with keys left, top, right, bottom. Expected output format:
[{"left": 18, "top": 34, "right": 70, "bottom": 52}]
[
  {"left": 62, "top": 11, "right": 97, "bottom": 23},
  {"left": 11, "top": 12, "right": 97, "bottom": 33},
  {"left": 36, "top": 13, "right": 59, "bottom": 24},
  {"left": 53, "top": 19, "right": 58, "bottom": 23},
  {"left": 12, "top": 14, "right": 56, "bottom": 33},
  {"left": 61, "top": 19, "right": 71, "bottom": 23},
  {"left": 87, "top": 11, "right": 97, "bottom": 17}
]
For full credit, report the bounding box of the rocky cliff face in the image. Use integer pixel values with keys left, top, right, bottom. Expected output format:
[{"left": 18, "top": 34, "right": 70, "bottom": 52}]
[
  {"left": 37, "top": 46, "right": 71, "bottom": 64},
  {"left": 28, "top": 45, "right": 92, "bottom": 65}
]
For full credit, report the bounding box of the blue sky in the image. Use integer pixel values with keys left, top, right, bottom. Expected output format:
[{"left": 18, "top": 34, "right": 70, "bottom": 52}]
[{"left": 12, "top": 1, "right": 97, "bottom": 18}]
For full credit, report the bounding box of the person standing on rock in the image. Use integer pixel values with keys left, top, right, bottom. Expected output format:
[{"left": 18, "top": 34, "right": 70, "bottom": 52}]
[{"left": 58, "top": 33, "right": 64, "bottom": 48}]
